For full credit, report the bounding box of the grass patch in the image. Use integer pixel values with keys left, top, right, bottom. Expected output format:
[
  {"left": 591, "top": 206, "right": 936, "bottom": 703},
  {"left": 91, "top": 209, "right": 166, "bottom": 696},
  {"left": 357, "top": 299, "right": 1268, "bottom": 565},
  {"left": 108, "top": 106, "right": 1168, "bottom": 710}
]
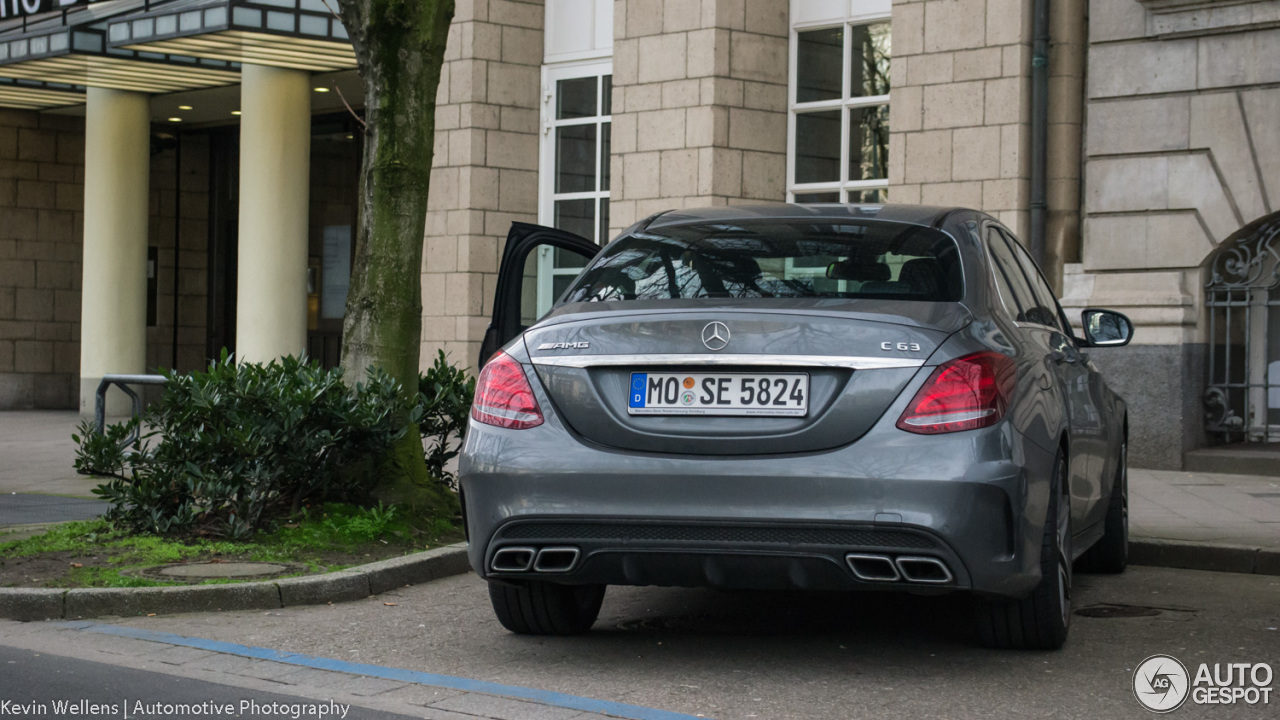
[{"left": 0, "top": 503, "right": 461, "bottom": 589}]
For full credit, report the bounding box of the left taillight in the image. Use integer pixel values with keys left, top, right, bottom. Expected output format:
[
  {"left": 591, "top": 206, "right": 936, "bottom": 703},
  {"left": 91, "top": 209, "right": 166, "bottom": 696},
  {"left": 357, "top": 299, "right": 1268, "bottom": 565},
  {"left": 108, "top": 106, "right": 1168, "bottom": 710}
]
[
  {"left": 896, "top": 351, "right": 1017, "bottom": 434},
  {"left": 471, "top": 351, "right": 544, "bottom": 430}
]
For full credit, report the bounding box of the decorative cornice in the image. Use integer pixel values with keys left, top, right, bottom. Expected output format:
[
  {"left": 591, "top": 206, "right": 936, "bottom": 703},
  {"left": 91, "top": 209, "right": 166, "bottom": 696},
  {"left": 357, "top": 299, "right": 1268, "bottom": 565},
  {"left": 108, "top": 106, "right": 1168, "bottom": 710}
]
[
  {"left": 1138, "top": 0, "right": 1280, "bottom": 39},
  {"left": 1138, "top": 0, "right": 1260, "bottom": 12}
]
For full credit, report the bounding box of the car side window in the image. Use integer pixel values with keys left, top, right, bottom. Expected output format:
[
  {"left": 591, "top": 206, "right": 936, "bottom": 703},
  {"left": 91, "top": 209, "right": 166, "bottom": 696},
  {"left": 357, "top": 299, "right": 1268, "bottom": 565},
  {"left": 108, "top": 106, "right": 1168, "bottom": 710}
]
[
  {"left": 999, "top": 229, "right": 1067, "bottom": 333},
  {"left": 985, "top": 227, "right": 1036, "bottom": 323}
]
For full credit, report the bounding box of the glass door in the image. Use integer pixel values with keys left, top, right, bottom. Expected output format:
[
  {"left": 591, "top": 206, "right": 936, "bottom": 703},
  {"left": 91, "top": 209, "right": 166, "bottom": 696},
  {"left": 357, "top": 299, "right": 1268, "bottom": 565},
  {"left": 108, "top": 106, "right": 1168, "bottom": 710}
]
[{"left": 537, "top": 61, "right": 612, "bottom": 318}]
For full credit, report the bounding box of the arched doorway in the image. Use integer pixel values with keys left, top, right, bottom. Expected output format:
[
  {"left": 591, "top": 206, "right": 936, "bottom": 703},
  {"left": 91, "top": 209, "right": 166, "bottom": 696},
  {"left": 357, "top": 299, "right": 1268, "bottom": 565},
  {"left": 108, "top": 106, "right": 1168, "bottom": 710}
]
[{"left": 1204, "top": 213, "right": 1280, "bottom": 443}]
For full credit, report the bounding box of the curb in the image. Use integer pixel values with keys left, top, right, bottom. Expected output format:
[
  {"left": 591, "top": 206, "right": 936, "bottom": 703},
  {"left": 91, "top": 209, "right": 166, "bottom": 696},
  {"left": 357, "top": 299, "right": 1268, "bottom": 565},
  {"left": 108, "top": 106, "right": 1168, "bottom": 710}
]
[
  {"left": 5, "top": 539, "right": 1274, "bottom": 621},
  {"left": 1129, "top": 538, "right": 1280, "bottom": 576},
  {"left": 0, "top": 543, "right": 472, "bottom": 622}
]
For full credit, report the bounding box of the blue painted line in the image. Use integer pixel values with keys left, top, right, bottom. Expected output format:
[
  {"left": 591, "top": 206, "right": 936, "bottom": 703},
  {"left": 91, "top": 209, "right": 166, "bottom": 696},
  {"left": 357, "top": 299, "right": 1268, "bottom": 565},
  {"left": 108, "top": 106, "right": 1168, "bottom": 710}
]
[{"left": 62, "top": 621, "right": 710, "bottom": 720}]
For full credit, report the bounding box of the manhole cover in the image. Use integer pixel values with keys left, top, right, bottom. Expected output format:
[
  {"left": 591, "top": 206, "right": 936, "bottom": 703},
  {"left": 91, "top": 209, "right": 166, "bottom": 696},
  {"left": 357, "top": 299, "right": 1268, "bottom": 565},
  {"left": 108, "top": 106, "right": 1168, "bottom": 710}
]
[
  {"left": 1075, "top": 604, "right": 1161, "bottom": 619},
  {"left": 132, "top": 561, "right": 302, "bottom": 582}
]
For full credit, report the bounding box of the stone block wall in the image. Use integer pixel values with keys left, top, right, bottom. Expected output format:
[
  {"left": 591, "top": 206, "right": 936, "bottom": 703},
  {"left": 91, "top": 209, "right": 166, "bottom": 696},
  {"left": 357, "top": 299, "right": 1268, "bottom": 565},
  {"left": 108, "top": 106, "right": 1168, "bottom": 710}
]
[
  {"left": 1069, "top": 0, "right": 1280, "bottom": 466},
  {"left": 0, "top": 109, "right": 213, "bottom": 410},
  {"left": 1080, "top": 0, "right": 1280, "bottom": 324},
  {"left": 888, "top": 0, "right": 1033, "bottom": 238},
  {"left": 420, "top": 0, "right": 545, "bottom": 373},
  {"left": 0, "top": 109, "right": 84, "bottom": 409},
  {"left": 608, "top": 0, "right": 790, "bottom": 235}
]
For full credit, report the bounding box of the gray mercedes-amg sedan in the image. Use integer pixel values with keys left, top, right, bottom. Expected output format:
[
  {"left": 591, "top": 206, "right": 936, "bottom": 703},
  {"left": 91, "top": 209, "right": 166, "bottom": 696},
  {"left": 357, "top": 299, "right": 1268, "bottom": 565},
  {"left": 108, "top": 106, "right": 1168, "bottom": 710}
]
[{"left": 459, "top": 204, "right": 1132, "bottom": 650}]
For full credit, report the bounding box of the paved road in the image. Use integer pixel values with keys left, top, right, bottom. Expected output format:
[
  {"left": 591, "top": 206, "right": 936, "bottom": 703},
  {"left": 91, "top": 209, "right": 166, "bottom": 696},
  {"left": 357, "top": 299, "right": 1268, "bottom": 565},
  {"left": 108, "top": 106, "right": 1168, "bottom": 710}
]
[
  {"left": 3, "top": 566, "right": 1276, "bottom": 720},
  {"left": 0, "top": 646, "right": 423, "bottom": 719}
]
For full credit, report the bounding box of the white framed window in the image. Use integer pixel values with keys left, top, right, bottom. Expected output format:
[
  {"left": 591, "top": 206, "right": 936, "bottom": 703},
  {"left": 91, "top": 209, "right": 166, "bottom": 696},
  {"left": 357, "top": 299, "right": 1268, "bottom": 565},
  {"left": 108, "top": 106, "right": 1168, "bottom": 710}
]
[
  {"left": 533, "top": 60, "right": 612, "bottom": 318},
  {"left": 787, "top": 8, "right": 891, "bottom": 204}
]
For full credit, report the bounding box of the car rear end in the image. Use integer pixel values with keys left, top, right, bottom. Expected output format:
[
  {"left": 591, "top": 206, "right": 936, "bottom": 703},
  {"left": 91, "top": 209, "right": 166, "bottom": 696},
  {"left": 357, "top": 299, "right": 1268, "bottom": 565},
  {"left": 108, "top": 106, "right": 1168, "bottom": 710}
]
[{"left": 460, "top": 209, "right": 1054, "bottom": 604}]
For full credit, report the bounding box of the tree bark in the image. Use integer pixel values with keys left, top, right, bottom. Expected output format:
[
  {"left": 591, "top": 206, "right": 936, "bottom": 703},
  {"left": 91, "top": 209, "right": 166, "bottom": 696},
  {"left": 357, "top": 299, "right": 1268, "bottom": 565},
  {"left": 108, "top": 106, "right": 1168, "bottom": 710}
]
[{"left": 336, "top": 0, "right": 456, "bottom": 512}]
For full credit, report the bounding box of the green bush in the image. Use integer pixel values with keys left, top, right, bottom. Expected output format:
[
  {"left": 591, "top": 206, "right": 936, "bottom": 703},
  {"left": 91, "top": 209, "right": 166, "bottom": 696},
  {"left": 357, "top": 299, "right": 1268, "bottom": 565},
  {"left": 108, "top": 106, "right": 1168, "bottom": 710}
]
[
  {"left": 417, "top": 349, "right": 476, "bottom": 490},
  {"left": 75, "top": 353, "right": 411, "bottom": 539}
]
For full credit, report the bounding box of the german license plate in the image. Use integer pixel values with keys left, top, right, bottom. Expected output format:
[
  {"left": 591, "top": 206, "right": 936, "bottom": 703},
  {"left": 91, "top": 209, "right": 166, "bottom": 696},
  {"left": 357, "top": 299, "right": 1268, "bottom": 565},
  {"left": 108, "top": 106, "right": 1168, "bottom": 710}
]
[{"left": 627, "top": 372, "right": 809, "bottom": 416}]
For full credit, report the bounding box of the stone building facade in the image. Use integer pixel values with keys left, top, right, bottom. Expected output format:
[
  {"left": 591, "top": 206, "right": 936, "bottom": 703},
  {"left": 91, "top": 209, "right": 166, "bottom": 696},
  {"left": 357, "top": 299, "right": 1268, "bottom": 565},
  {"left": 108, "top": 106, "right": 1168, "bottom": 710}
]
[
  {"left": 0, "top": 109, "right": 208, "bottom": 409},
  {"left": 1063, "top": 0, "right": 1280, "bottom": 468},
  {"left": 1, "top": 0, "right": 1278, "bottom": 470},
  {"left": 887, "top": 0, "right": 1034, "bottom": 237}
]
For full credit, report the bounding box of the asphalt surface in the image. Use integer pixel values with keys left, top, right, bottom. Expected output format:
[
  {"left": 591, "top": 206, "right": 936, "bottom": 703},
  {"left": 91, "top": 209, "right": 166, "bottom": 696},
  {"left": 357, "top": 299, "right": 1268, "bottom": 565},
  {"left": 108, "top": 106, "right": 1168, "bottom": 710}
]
[
  {"left": 1, "top": 565, "right": 1268, "bottom": 720},
  {"left": 0, "top": 493, "right": 108, "bottom": 525},
  {"left": 0, "top": 646, "right": 421, "bottom": 719}
]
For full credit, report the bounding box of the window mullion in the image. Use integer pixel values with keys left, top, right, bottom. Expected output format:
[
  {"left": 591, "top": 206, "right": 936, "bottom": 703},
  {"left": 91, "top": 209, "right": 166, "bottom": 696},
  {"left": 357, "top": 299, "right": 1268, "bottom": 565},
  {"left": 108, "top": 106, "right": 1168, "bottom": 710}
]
[
  {"left": 846, "top": 95, "right": 890, "bottom": 109},
  {"left": 789, "top": 17, "right": 891, "bottom": 200}
]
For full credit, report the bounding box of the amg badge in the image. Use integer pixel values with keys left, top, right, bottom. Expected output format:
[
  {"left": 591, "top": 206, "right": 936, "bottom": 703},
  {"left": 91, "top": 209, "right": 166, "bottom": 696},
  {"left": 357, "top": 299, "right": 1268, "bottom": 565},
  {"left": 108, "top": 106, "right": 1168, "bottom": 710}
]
[{"left": 537, "top": 341, "right": 590, "bottom": 350}]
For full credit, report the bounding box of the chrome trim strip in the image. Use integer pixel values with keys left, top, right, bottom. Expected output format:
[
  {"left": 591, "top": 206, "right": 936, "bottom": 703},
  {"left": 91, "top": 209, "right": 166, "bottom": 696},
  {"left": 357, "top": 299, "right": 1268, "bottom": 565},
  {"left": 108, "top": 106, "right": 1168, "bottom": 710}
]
[{"left": 529, "top": 353, "right": 925, "bottom": 370}]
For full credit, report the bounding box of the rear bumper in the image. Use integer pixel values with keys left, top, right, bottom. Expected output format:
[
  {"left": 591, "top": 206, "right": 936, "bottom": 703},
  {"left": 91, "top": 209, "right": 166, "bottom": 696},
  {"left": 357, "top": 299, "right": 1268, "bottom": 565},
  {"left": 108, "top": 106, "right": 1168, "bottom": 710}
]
[
  {"left": 459, "top": 418, "right": 1058, "bottom": 600},
  {"left": 480, "top": 517, "right": 971, "bottom": 593}
]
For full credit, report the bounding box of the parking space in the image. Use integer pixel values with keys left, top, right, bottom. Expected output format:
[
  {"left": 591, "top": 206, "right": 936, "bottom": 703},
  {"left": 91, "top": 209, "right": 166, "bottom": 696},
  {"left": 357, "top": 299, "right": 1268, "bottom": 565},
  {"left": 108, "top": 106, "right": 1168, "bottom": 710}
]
[{"left": 89, "top": 566, "right": 1279, "bottom": 719}]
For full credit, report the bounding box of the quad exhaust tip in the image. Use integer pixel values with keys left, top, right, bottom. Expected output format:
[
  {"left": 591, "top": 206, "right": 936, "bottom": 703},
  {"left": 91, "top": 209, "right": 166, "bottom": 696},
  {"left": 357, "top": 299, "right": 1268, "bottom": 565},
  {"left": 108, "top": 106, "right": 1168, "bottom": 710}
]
[
  {"left": 491, "top": 546, "right": 536, "bottom": 572},
  {"left": 490, "top": 546, "right": 582, "bottom": 573},
  {"left": 895, "top": 556, "right": 954, "bottom": 584},
  {"left": 533, "top": 546, "right": 580, "bottom": 573},
  {"left": 845, "top": 554, "right": 901, "bottom": 582},
  {"left": 845, "top": 553, "right": 954, "bottom": 584}
]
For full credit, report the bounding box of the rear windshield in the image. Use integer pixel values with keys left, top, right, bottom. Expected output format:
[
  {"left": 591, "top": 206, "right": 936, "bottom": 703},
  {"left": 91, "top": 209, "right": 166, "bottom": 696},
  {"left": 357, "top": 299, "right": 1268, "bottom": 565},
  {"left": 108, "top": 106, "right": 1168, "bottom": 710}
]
[{"left": 562, "top": 220, "right": 963, "bottom": 303}]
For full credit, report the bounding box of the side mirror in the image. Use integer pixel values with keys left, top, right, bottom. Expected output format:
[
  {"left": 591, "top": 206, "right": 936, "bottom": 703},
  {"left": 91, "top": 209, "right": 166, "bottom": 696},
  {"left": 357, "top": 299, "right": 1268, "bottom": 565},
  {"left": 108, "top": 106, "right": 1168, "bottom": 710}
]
[{"left": 1081, "top": 308, "right": 1133, "bottom": 347}]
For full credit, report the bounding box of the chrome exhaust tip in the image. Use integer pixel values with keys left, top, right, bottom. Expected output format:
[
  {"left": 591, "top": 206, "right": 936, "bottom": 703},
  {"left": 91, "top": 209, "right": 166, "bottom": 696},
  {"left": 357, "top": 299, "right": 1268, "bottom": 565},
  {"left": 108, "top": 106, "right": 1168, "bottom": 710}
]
[
  {"left": 533, "top": 546, "right": 580, "bottom": 573},
  {"left": 895, "top": 556, "right": 953, "bottom": 584},
  {"left": 845, "top": 553, "right": 901, "bottom": 582},
  {"left": 491, "top": 546, "right": 537, "bottom": 572}
]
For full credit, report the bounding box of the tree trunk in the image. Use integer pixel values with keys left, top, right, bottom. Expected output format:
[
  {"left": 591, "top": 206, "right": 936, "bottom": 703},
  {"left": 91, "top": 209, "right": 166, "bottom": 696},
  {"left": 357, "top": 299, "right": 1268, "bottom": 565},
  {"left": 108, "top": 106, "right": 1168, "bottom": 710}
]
[{"left": 336, "top": 0, "right": 456, "bottom": 513}]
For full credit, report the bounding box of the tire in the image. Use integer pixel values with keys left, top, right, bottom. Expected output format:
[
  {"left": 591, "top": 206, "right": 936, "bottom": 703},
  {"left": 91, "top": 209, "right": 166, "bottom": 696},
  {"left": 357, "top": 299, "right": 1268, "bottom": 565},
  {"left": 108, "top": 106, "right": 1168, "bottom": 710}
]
[
  {"left": 976, "top": 450, "right": 1072, "bottom": 650},
  {"left": 487, "top": 579, "right": 605, "bottom": 635},
  {"left": 1078, "top": 441, "right": 1128, "bottom": 574}
]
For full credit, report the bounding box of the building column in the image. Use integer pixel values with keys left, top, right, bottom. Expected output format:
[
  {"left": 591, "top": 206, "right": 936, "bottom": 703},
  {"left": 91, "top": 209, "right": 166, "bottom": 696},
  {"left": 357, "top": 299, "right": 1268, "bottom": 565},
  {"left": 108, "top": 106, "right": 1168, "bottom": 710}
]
[
  {"left": 79, "top": 87, "right": 151, "bottom": 416},
  {"left": 235, "top": 63, "right": 311, "bottom": 363},
  {"left": 419, "top": 5, "right": 545, "bottom": 374},
  {"left": 889, "top": 0, "right": 1034, "bottom": 239},
  {"left": 609, "top": 0, "right": 790, "bottom": 236}
]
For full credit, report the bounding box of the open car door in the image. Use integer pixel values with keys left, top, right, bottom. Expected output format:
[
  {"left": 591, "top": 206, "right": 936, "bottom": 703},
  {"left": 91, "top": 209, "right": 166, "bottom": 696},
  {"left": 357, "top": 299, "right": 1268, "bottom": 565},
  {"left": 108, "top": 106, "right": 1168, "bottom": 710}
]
[{"left": 479, "top": 222, "right": 601, "bottom": 366}]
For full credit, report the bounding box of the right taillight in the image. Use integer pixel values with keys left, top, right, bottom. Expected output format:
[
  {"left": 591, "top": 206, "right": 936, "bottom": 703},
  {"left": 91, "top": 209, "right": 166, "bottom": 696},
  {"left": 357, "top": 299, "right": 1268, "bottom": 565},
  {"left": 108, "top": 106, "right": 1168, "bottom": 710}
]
[
  {"left": 471, "top": 352, "right": 544, "bottom": 430},
  {"left": 896, "top": 351, "right": 1017, "bottom": 434}
]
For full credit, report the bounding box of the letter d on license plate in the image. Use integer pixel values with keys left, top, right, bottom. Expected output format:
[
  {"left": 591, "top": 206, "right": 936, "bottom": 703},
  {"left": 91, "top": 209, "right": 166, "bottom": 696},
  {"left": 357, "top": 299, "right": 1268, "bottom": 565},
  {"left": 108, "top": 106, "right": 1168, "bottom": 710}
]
[{"left": 628, "top": 372, "right": 808, "bottom": 417}]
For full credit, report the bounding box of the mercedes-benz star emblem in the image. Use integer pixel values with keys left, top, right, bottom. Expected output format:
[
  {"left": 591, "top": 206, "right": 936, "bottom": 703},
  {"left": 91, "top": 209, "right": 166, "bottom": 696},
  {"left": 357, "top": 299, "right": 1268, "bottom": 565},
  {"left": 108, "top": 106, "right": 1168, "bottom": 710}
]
[{"left": 701, "top": 321, "right": 730, "bottom": 351}]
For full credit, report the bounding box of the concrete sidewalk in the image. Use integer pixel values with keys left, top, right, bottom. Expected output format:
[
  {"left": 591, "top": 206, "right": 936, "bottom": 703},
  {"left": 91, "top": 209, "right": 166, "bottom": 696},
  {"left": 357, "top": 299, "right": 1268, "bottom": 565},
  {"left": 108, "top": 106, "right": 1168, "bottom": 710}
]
[
  {"left": 1131, "top": 468, "right": 1280, "bottom": 550},
  {"left": 0, "top": 410, "right": 101, "bottom": 499},
  {"left": 1, "top": 409, "right": 1278, "bottom": 564}
]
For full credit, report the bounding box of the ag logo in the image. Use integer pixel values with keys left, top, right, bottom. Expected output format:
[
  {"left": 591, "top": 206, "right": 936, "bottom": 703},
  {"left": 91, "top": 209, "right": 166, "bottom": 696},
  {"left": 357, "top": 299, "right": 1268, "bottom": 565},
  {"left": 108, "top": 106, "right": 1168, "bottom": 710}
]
[{"left": 1134, "top": 654, "right": 1190, "bottom": 713}]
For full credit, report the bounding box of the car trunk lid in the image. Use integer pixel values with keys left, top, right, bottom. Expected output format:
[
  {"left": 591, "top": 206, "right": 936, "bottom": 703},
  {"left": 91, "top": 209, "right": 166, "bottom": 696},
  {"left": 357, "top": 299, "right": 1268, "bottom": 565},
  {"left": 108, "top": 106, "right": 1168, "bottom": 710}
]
[{"left": 524, "top": 302, "right": 968, "bottom": 455}]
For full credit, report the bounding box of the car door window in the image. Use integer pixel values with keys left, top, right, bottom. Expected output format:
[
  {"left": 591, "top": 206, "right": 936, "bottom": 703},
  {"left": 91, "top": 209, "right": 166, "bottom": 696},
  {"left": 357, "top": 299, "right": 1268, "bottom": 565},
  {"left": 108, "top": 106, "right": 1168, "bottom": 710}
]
[
  {"left": 521, "top": 246, "right": 594, "bottom": 325},
  {"left": 482, "top": 223, "right": 601, "bottom": 366},
  {"left": 999, "top": 229, "right": 1067, "bottom": 333},
  {"left": 986, "top": 227, "right": 1035, "bottom": 323}
]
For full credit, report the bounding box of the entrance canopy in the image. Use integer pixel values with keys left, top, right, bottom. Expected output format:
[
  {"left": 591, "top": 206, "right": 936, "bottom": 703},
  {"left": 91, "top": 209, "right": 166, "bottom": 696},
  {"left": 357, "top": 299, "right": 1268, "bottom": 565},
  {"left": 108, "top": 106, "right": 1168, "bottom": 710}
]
[
  {"left": 106, "top": 0, "right": 355, "bottom": 72},
  {"left": 0, "top": 0, "right": 239, "bottom": 98},
  {"left": 0, "top": 76, "right": 84, "bottom": 108},
  {"left": 0, "top": 0, "right": 355, "bottom": 109}
]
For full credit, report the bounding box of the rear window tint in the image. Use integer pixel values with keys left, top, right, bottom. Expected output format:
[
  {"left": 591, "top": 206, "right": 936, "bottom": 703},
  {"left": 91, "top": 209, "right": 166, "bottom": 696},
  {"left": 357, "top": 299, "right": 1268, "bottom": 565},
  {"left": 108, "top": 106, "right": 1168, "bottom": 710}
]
[{"left": 562, "top": 221, "right": 963, "bottom": 303}]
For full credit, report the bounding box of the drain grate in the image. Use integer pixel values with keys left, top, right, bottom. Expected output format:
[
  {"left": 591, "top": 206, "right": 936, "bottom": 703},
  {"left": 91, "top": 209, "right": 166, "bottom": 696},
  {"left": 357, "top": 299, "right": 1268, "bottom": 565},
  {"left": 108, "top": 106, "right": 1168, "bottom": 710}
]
[{"left": 1074, "top": 604, "right": 1162, "bottom": 619}]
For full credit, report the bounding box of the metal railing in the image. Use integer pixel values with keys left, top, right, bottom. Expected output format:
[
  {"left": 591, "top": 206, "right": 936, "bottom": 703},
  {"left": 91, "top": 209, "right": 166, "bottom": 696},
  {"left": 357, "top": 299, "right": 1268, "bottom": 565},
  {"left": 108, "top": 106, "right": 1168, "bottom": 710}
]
[
  {"left": 95, "top": 373, "right": 165, "bottom": 447},
  {"left": 1204, "top": 216, "right": 1280, "bottom": 442}
]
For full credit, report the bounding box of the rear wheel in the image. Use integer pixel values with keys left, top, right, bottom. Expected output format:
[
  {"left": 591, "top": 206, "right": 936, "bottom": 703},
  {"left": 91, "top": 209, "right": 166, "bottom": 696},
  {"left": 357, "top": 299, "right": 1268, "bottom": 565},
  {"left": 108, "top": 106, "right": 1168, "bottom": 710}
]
[
  {"left": 976, "top": 451, "right": 1072, "bottom": 650},
  {"left": 1078, "top": 441, "right": 1128, "bottom": 573},
  {"left": 487, "top": 579, "right": 605, "bottom": 635}
]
